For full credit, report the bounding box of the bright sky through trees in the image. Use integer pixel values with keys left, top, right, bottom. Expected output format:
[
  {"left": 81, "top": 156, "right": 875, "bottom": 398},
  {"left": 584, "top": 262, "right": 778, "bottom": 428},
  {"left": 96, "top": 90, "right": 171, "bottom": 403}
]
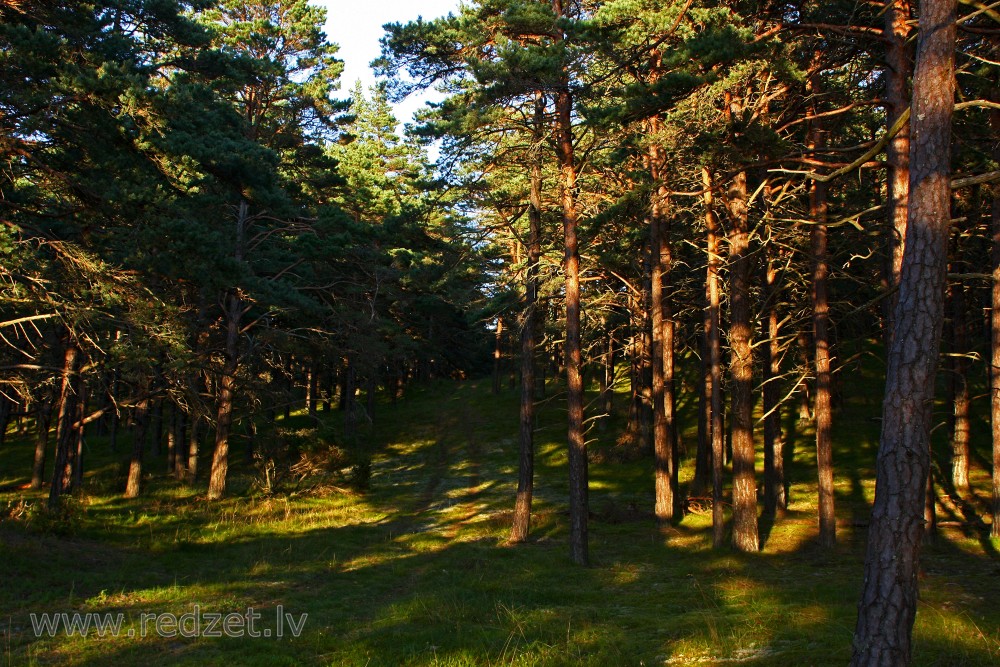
[{"left": 318, "top": 0, "right": 460, "bottom": 126}]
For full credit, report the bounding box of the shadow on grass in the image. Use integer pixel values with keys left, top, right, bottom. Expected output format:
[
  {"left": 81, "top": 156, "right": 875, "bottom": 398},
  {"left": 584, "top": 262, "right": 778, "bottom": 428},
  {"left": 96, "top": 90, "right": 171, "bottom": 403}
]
[{"left": 1, "top": 377, "right": 998, "bottom": 666}]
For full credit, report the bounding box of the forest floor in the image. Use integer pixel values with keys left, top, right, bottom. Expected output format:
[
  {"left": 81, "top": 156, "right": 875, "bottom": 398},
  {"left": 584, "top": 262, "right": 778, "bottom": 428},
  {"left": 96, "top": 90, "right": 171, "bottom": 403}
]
[{"left": 1, "top": 369, "right": 999, "bottom": 666}]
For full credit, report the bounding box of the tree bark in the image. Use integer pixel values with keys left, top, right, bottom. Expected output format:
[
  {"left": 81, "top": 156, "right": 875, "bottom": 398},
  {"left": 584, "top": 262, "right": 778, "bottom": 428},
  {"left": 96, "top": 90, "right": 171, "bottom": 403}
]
[
  {"left": 208, "top": 290, "right": 241, "bottom": 500},
  {"left": 762, "top": 242, "right": 786, "bottom": 515},
  {"left": 809, "top": 105, "right": 836, "bottom": 548},
  {"left": 30, "top": 399, "right": 53, "bottom": 490},
  {"left": 0, "top": 396, "right": 11, "bottom": 448},
  {"left": 852, "top": 1, "right": 956, "bottom": 662},
  {"left": 703, "top": 167, "right": 726, "bottom": 549},
  {"left": 124, "top": 399, "right": 148, "bottom": 499},
  {"left": 948, "top": 269, "right": 970, "bottom": 493},
  {"left": 990, "top": 93, "right": 1000, "bottom": 540},
  {"left": 492, "top": 316, "right": 504, "bottom": 394},
  {"left": 649, "top": 133, "right": 677, "bottom": 523},
  {"left": 186, "top": 413, "right": 199, "bottom": 483},
  {"left": 511, "top": 91, "right": 545, "bottom": 544},
  {"left": 727, "top": 168, "right": 759, "bottom": 553},
  {"left": 207, "top": 199, "right": 249, "bottom": 500},
  {"left": 48, "top": 339, "right": 79, "bottom": 508},
  {"left": 884, "top": 0, "right": 913, "bottom": 342},
  {"left": 553, "top": 0, "right": 588, "bottom": 566}
]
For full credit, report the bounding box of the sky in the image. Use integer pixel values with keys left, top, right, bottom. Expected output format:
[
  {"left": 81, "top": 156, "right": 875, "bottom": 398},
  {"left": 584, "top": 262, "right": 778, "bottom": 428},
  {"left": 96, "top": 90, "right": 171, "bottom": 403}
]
[{"left": 317, "top": 0, "right": 462, "bottom": 128}]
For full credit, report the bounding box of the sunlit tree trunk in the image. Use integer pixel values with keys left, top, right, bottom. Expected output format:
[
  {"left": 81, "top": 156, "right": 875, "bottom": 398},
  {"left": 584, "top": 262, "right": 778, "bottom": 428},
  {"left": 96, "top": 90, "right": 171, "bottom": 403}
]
[
  {"left": 809, "top": 88, "right": 835, "bottom": 547},
  {"left": 883, "top": 0, "right": 912, "bottom": 341},
  {"left": 649, "top": 128, "right": 677, "bottom": 522},
  {"left": 511, "top": 91, "right": 545, "bottom": 544},
  {"left": 703, "top": 167, "right": 726, "bottom": 549},
  {"left": 553, "top": 0, "right": 587, "bottom": 566},
  {"left": 727, "top": 167, "right": 759, "bottom": 553}
]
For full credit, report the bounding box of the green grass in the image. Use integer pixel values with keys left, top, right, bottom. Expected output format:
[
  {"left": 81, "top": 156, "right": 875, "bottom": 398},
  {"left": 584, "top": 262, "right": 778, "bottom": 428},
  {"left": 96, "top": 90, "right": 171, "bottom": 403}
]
[{"left": 1, "top": 362, "right": 999, "bottom": 666}]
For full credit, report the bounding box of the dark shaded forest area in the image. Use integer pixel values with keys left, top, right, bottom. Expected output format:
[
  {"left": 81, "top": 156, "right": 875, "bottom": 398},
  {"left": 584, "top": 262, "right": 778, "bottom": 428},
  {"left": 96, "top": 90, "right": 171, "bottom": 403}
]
[{"left": 1, "top": 0, "right": 999, "bottom": 665}]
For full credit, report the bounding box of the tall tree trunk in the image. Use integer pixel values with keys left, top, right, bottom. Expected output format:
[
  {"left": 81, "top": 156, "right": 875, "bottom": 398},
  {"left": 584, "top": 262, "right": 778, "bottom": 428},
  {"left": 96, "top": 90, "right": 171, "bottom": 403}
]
[
  {"left": 208, "top": 290, "right": 241, "bottom": 500},
  {"left": 553, "top": 0, "right": 588, "bottom": 566},
  {"left": 762, "top": 242, "right": 786, "bottom": 515},
  {"left": 207, "top": 199, "right": 249, "bottom": 500},
  {"left": 949, "top": 271, "right": 970, "bottom": 493},
  {"left": 992, "top": 188, "right": 1000, "bottom": 539},
  {"left": 703, "top": 167, "right": 726, "bottom": 549},
  {"left": 493, "top": 316, "right": 504, "bottom": 394},
  {"left": 809, "top": 102, "right": 836, "bottom": 548},
  {"left": 511, "top": 91, "right": 545, "bottom": 544},
  {"left": 883, "top": 0, "right": 913, "bottom": 342},
  {"left": 649, "top": 133, "right": 677, "bottom": 522},
  {"left": 48, "top": 339, "right": 79, "bottom": 508},
  {"left": 727, "top": 168, "right": 759, "bottom": 553},
  {"left": 851, "top": 1, "right": 956, "bottom": 662},
  {"left": 990, "top": 93, "right": 1000, "bottom": 540}
]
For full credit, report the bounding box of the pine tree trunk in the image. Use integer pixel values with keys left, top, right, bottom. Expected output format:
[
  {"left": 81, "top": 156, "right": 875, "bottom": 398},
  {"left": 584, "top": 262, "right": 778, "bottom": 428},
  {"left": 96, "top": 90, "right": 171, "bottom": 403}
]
[
  {"left": 207, "top": 198, "right": 249, "bottom": 500},
  {"left": 883, "top": 0, "right": 912, "bottom": 342},
  {"left": 124, "top": 400, "right": 148, "bottom": 499},
  {"left": 554, "top": 0, "right": 587, "bottom": 566},
  {"left": 308, "top": 364, "right": 318, "bottom": 417},
  {"left": 727, "top": 169, "right": 759, "bottom": 553},
  {"left": 511, "top": 92, "right": 544, "bottom": 544},
  {"left": 992, "top": 188, "right": 1000, "bottom": 539},
  {"left": 48, "top": 339, "right": 79, "bottom": 508},
  {"left": 810, "top": 108, "right": 836, "bottom": 548},
  {"left": 344, "top": 358, "right": 357, "bottom": 439},
  {"left": 208, "top": 290, "right": 241, "bottom": 500},
  {"left": 649, "top": 134, "right": 677, "bottom": 523},
  {"left": 851, "top": 1, "right": 956, "bottom": 661},
  {"left": 167, "top": 402, "right": 177, "bottom": 474},
  {"left": 30, "top": 399, "right": 53, "bottom": 490},
  {"left": 186, "top": 414, "right": 199, "bottom": 483},
  {"left": 71, "top": 382, "right": 86, "bottom": 490},
  {"left": 703, "top": 167, "right": 726, "bottom": 549},
  {"left": 949, "top": 274, "right": 970, "bottom": 493},
  {"left": 0, "top": 396, "right": 11, "bottom": 448},
  {"left": 763, "top": 245, "right": 785, "bottom": 515},
  {"left": 493, "top": 316, "right": 504, "bottom": 394},
  {"left": 985, "top": 92, "right": 1000, "bottom": 538}
]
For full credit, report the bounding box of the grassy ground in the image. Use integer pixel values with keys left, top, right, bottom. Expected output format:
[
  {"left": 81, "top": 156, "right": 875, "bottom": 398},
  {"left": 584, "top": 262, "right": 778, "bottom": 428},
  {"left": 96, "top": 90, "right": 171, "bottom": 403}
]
[{"left": 1, "top": 364, "right": 999, "bottom": 666}]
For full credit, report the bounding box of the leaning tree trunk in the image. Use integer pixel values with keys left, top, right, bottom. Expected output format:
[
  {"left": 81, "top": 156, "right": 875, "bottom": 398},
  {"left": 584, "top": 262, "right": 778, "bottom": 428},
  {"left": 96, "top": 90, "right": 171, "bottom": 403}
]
[
  {"left": 727, "top": 168, "right": 759, "bottom": 553},
  {"left": 851, "top": 1, "right": 956, "bottom": 662},
  {"left": 511, "top": 91, "right": 545, "bottom": 544}
]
